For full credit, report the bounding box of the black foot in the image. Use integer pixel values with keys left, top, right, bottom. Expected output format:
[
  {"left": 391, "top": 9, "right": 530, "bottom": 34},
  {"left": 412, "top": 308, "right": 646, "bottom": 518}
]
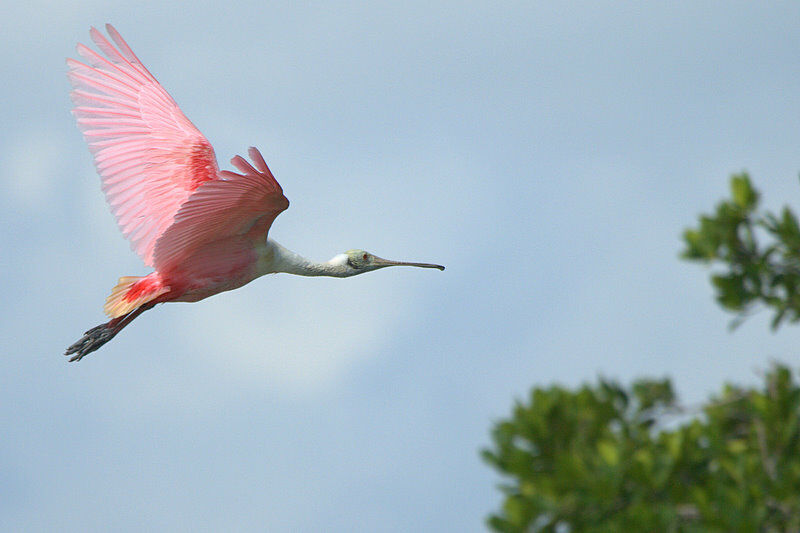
[
  {"left": 64, "top": 303, "right": 155, "bottom": 362},
  {"left": 65, "top": 323, "right": 118, "bottom": 362}
]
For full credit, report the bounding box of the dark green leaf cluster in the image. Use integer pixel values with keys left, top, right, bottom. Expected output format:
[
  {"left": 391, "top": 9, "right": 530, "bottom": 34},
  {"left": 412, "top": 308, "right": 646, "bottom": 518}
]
[
  {"left": 682, "top": 173, "right": 800, "bottom": 329},
  {"left": 482, "top": 366, "right": 800, "bottom": 532}
]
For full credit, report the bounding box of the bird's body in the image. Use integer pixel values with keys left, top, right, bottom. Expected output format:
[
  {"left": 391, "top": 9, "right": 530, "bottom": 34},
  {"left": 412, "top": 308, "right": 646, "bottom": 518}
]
[{"left": 65, "top": 24, "right": 443, "bottom": 361}]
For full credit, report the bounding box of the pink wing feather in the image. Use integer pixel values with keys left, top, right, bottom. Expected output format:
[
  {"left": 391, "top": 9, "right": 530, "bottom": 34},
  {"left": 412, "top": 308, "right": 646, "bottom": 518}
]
[
  {"left": 67, "top": 24, "right": 219, "bottom": 267},
  {"left": 153, "top": 147, "right": 288, "bottom": 273}
]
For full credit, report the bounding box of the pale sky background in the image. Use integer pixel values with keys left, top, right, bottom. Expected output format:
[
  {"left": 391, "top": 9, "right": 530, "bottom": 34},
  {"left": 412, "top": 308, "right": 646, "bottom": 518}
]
[{"left": 3, "top": 2, "right": 800, "bottom": 531}]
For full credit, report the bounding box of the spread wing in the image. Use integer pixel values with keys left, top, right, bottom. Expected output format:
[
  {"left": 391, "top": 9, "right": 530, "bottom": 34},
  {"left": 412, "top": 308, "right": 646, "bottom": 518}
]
[
  {"left": 67, "top": 24, "right": 219, "bottom": 267},
  {"left": 153, "top": 147, "right": 289, "bottom": 273}
]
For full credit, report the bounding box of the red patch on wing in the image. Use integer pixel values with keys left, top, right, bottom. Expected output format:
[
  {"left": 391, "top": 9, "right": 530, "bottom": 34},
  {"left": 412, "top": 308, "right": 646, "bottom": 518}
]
[
  {"left": 186, "top": 142, "right": 217, "bottom": 190},
  {"left": 123, "top": 276, "right": 164, "bottom": 303}
]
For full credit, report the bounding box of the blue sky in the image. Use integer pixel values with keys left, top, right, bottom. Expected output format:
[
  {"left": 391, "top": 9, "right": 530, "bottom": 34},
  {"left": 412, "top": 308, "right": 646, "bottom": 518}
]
[{"left": 3, "top": 2, "right": 800, "bottom": 531}]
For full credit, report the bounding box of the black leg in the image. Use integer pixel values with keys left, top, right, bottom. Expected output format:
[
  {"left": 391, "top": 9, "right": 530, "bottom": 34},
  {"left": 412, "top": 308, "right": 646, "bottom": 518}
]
[{"left": 64, "top": 303, "right": 154, "bottom": 362}]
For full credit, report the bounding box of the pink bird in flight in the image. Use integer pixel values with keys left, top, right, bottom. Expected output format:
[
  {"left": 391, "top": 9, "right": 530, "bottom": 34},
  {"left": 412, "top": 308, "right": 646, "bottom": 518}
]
[{"left": 65, "top": 24, "right": 444, "bottom": 361}]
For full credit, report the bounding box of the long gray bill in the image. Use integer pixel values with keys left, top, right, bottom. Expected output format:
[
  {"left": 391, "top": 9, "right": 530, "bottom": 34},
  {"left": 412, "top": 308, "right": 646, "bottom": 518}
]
[{"left": 372, "top": 257, "right": 445, "bottom": 271}]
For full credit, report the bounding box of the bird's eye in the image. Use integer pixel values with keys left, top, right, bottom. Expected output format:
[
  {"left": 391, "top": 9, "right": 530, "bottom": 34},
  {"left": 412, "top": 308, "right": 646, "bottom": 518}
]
[{"left": 362, "top": 253, "right": 368, "bottom": 261}]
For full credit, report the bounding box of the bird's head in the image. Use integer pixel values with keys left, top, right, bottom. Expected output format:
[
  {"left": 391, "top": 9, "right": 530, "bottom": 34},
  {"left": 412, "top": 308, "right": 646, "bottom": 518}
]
[{"left": 332, "top": 249, "right": 445, "bottom": 276}]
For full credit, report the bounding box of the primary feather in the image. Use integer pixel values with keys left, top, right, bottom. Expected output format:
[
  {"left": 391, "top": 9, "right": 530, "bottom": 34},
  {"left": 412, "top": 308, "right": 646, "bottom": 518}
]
[{"left": 68, "top": 24, "right": 220, "bottom": 266}]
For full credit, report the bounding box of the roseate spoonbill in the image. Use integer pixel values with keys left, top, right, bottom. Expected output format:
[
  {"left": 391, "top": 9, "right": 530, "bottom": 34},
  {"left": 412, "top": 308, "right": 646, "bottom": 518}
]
[{"left": 64, "top": 24, "right": 444, "bottom": 362}]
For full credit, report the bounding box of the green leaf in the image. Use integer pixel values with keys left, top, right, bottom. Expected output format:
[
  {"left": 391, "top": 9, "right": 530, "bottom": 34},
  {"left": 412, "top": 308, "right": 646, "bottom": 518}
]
[
  {"left": 597, "top": 439, "right": 619, "bottom": 466},
  {"left": 730, "top": 173, "right": 758, "bottom": 210},
  {"left": 726, "top": 439, "right": 747, "bottom": 455},
  {"left": 712, "top": 274, "right": 747, "bottom": 310},
  {"left": 665, "top": 431, "right": 682, "bottom": 459}
]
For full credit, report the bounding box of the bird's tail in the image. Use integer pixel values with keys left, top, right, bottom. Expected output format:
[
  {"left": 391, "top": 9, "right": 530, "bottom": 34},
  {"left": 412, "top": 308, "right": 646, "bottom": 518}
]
[
  {"left": 65, "top": 303, "right": 154, "bottom": 362},
  {"left": 64, "top": 273, "right": 169, "bottom": 362},
  {"left": 104, "top": 274, "right": 169, "bottom": 318}
]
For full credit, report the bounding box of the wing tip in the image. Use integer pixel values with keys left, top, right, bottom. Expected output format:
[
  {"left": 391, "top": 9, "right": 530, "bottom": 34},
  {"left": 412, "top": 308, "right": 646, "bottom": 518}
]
[
  {"left": 230, "top": 154, "right": 257, "bottom": 176},
  {"left": 247, "top": 146, "right": 273, "bottom": 177}
]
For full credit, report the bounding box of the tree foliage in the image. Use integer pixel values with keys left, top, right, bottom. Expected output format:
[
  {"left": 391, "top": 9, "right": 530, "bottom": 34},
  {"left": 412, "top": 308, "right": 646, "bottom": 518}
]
[
  {"left": 682, "top": 173, "right": 800, "bottom": 329},
  {"left": 483, "top": 366, "right": 800, "bottom": 532},
  {"left": 483, "top": 173, "right": 800, "bottom": 531}
]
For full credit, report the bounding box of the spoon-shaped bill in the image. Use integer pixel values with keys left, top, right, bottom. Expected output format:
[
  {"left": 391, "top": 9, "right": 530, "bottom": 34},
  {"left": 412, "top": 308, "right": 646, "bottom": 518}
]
[{"left": 371, "top": 256, "right": 445, "bottom": 271}]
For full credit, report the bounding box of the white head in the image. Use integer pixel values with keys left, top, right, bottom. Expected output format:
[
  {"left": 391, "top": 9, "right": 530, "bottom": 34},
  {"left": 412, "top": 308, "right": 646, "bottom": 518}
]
[{"left": 329, "top": 249, "right": 445, "bottom": 277}]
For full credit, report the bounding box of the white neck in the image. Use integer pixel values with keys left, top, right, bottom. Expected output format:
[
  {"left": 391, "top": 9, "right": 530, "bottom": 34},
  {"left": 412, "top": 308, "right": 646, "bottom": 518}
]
[{"left": 258, "top": 239, "right": 354, "bottom": 278}]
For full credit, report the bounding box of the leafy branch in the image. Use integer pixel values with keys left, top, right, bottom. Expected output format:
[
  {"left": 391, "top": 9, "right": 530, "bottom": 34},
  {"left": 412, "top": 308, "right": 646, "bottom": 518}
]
[
  {"left": 483, "top": 365, "right": 800, "bottom": 532},
  {"left": 483, "top": 171, "right": 800, "bottom": 532},
  {"left": 682, "top": 173, "right": 800, "bottom": 329}
]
